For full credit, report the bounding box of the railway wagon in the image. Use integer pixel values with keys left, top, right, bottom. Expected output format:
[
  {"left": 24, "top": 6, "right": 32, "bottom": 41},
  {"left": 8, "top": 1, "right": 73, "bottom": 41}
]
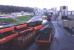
[
  {"left": 0, "top": 21, "right": 43, "bottom": 50},
  {"left": 35, "top": 27, "right": 52, "bottom": 47},
  {"left": 62, "top": 20, "right": 74, "bottom": 33}
]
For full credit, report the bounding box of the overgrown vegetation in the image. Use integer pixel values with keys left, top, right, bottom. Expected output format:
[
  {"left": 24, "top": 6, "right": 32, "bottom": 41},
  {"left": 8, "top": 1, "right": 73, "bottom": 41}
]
[
  {"left": 14, "top": 15, "right": 32, "bottom": 24},
  {"left": 0, "top": 15, "right": 32, "bottom": 25},
  {"left": 0, "top": 18, "right": 15, "bottom": 23}
]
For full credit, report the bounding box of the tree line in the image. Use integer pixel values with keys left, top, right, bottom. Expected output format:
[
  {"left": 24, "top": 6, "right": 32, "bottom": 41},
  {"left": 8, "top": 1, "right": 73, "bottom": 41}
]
[{"left": 0, "top": 5, "right": 34, "bottom": 13}]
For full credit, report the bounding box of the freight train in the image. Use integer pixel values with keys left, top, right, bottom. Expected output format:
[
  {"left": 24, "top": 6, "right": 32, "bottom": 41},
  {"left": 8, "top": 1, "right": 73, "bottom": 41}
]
[
  {"left": 0, "top": 21, "right": 52, "bottom": 50},
  {"left": 62, "top": 17, "right": 74, "bottom": 35}
]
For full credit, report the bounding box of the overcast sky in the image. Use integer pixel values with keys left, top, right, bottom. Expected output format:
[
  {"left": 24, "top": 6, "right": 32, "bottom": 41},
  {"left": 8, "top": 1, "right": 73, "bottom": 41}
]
[{"left": 0, "top": 0, "right": 73, "bottom": 10}]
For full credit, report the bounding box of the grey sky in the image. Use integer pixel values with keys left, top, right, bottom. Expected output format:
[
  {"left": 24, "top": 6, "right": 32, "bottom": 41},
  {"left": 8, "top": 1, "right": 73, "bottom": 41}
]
[{"left": 0, "top": 0, "right": 73, "bottom": 10}]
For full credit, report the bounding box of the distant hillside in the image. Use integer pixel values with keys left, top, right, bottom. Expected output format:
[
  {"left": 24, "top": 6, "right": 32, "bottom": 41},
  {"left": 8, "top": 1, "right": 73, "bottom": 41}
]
[{"left": 0, "top": 5, "right": 34, "bottom": 13}]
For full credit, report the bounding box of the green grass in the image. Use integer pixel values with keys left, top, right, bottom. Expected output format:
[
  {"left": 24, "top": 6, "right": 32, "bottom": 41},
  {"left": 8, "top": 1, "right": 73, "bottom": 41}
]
[
  {"left": 0, "top": 18, "right": 15, "bottom": 23},
  {"left": 0, "top": 15, "right": 32, "bottom": 25},
  {"left": 14, "top": 15, "right": 32, "bottom": 24}
]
